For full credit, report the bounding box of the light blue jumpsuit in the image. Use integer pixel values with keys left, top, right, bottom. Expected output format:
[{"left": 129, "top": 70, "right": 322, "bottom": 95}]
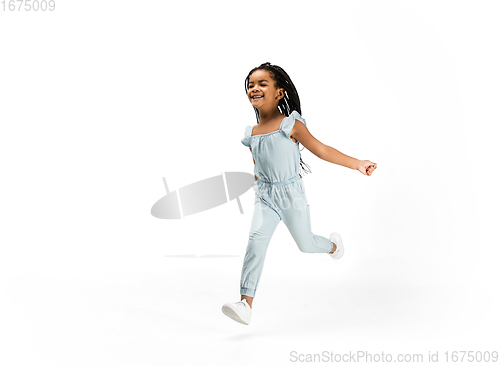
[{"left": 239, "top": 110, "right": 335, "bottom": 298}]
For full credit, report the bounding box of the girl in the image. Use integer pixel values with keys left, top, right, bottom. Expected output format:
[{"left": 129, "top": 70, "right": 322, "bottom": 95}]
[{"left": 222, "top": 62, "right": 377, "bottom": 325}]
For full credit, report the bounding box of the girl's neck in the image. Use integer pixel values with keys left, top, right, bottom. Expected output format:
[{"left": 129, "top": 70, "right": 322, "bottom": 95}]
[{"left": 258, "top": 109, "right": 285, "bottom": 124}]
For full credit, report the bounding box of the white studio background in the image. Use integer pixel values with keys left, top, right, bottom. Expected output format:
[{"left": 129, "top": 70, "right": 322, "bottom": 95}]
[{"left": 1, "top": 1, "right": 499, "bottom": 365}]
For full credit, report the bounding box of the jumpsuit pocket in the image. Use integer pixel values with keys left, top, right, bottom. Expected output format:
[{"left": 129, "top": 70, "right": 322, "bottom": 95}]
[{"left": 297, "top": 179, "right": 308, "bottom": 204}]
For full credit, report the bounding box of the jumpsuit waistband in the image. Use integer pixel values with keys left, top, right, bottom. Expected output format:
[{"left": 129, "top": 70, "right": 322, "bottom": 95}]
[{"left": 257, "top": 174, "right": 301, "bottom": 186}]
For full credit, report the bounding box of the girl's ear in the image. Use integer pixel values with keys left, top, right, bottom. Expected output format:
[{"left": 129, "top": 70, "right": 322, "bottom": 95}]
[{"left": 277, "top": 88, "right": 285, "bottom": 99}]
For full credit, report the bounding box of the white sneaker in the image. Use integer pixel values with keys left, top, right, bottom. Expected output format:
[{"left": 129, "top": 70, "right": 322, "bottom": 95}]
[
  {"left": 328, "top": 232, "right": 344, "bottom": 259},
  {"left": 221, "top": 298, "right": 252, "bottom": 325}
]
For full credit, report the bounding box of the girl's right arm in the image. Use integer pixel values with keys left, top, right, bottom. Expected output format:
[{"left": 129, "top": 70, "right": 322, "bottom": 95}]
[
  {"left": 250, "top": 148, "right": 258, "bottom": 196},
  {"left": 250, "top": 148, "right": 257, "bottom": 181}
]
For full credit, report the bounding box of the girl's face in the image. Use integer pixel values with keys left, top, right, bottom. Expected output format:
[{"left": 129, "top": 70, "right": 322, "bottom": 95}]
[{"left": 247, "top": 69, "right": 283, "bottom": 111}]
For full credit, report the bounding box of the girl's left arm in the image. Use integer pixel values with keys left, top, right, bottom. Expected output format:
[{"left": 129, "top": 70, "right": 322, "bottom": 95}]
[{"left": 291, "top": 121, "right": 377, "bottom": 175}]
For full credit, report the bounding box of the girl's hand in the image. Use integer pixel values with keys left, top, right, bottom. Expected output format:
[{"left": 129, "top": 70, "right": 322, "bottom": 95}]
[{"left": 357, "top": 160, "right": 377, "bottom": 176}]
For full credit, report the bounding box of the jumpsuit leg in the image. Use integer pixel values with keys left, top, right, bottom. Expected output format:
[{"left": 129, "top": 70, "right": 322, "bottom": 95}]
[
  {"left": 240, "top": 194, "right": 281, "bottom": 298},
  {"left": 279, "top": 182, "right": 335, "bottom": 254}
]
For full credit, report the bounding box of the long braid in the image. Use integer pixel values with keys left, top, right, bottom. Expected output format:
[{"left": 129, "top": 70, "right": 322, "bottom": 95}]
[{"left": 244, "top": 62, "right": 312, "bottom": 178}]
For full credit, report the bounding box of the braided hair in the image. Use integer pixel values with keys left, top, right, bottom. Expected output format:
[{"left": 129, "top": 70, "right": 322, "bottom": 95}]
[{"left": 244, "top": 62, "right": 312, "bottom": 178}]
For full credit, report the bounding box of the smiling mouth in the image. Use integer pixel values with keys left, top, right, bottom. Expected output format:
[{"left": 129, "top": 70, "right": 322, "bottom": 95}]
[{"left": 252, "top": 95, "right": 263, "bottom": 100}]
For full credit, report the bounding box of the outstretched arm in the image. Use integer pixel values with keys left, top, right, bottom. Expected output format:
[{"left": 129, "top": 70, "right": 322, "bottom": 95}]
[{"left": 291, "top": 120, "right": 377, "bottom": 175}]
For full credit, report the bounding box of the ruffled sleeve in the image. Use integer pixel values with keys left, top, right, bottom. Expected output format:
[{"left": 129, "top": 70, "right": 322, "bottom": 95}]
[
  {"left": 281, "top": 110, "right": 307, "bottom": 141},
  {"left": 241, "top": 125, "right": 253, "bottom": 148}
]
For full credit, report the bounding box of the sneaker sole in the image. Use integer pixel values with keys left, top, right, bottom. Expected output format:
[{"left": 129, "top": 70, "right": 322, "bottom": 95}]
[
  {"left": 221, "top": 305, "right": 250, "bottom": 325},
  {"left": 329, "top": 232, "right": 344, "bottom": 259}
]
